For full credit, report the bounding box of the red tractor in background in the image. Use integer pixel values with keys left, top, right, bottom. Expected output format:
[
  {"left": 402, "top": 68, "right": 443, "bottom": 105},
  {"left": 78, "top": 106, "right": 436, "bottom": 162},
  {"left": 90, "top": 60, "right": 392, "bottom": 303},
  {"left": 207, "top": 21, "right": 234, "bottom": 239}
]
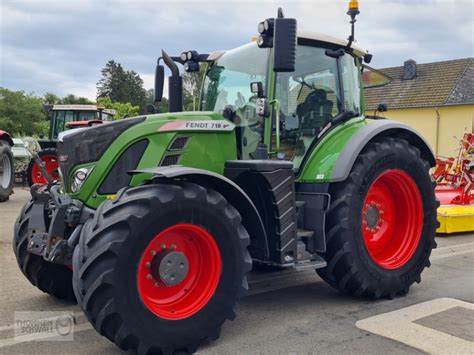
[
  {"left": 27, "top": 104, "right": 114, "bottom": 185},
  {"left": 0, "top": 130, "right": 14, "bottom": 202}
]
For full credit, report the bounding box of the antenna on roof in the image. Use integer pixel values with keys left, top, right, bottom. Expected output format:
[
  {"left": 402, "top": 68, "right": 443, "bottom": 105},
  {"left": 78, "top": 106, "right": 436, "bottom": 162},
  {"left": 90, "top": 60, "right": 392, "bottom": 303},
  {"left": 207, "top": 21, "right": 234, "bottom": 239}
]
[{"left": 346, "top": 0, "right": 360, "bottom": 51}]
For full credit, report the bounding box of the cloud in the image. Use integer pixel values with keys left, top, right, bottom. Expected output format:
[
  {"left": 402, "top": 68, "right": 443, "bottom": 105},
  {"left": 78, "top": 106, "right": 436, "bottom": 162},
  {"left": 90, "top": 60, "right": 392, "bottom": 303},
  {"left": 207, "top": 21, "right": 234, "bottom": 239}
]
[{"left": 0, "top": 0, "right": 472, "bottom": 100}]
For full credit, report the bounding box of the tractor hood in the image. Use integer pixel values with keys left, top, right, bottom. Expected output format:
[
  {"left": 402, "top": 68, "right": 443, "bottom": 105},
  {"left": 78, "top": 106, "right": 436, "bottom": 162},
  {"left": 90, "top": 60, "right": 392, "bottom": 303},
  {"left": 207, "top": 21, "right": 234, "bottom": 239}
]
[{"left": 57, "top": 111, "right": 235, "bottom": 192}]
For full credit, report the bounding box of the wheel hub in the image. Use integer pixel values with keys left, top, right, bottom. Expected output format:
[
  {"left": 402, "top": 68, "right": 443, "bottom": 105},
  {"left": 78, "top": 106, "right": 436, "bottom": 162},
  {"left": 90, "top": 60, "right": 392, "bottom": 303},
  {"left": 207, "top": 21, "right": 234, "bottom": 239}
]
[
  {"left": 150, "top": 250, "right": 189, "bottom": 286},
  {"left": 365, "top": 204, "right": 380, "bottom": 229}
]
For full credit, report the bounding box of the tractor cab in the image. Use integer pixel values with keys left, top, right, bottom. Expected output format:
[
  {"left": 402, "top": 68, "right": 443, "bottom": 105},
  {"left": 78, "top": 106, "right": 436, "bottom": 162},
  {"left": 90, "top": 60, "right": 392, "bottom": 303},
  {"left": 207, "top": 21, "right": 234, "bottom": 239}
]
[
  {"left": 41, "top": 104, "right": 115, "bottom": 147},
  {"left": 199, "top": 34, "right": 365, "bottom": 167}
]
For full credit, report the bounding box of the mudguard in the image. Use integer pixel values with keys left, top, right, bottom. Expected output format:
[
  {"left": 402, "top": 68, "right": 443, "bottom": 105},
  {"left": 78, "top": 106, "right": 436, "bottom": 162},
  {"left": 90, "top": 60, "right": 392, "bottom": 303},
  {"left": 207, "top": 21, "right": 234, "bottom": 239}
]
[
  {"left": 298, "top": 118, "right": 435, "bottom": 183},
  {"left": 129, "top": 166, "right": 270, "bottom": 259},
  {"left": 331, "top": 119, "right": 435, "bottom": 182},
  {"left": 0, "top": 130, "right": 14, "bottom": 146}
]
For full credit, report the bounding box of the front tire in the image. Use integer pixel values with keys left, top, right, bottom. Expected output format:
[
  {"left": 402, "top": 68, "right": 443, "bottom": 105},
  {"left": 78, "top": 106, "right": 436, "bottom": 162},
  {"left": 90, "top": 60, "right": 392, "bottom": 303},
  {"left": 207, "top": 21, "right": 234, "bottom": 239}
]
[
  {"left": 73, "top": 181, "right": 251, "bottom": 354},
  {"left": 0, "top": 139, "right": 14, "bottom": 202},
  {"left": 317, "top": 137, "right": 438, "bottom": 299}
]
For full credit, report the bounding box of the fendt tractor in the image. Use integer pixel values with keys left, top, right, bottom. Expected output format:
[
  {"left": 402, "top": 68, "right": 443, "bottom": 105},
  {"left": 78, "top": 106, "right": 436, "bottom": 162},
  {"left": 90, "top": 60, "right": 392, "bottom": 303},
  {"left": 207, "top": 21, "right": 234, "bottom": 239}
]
[
  {"left": 27, "top": 104, "right": 115, "bottom": 186},
  {"left": 14, "top": 3, "right": 438, "bottom": 354}
]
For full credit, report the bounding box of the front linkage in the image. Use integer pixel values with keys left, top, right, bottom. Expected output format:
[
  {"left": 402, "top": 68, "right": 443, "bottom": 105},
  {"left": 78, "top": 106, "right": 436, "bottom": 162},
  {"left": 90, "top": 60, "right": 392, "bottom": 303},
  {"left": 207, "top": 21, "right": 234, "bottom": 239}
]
[{"left": 26, "top": 184, "right": 94, "bottom": 266}]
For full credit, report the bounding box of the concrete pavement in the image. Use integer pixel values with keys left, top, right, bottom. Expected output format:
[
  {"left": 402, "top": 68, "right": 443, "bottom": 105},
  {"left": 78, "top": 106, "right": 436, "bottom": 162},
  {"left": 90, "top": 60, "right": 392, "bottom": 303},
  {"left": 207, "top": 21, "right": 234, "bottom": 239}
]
[{"left": 0, "top": 187, "right": 473, "bottom": 354}]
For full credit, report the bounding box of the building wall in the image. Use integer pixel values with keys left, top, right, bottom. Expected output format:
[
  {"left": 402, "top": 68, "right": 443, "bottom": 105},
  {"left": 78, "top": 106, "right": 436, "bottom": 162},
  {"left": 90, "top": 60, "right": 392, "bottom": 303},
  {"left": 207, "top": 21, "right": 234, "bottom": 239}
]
[{"left": 367, "top": 105, "right": 474, "bottom": 157}]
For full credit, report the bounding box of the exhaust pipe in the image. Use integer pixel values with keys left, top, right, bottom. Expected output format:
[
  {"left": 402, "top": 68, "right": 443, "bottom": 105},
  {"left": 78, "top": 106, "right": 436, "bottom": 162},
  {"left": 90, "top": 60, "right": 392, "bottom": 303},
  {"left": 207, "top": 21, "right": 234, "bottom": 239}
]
[{"left": 162, "top": 50, "right": 183, "bottom": 113}]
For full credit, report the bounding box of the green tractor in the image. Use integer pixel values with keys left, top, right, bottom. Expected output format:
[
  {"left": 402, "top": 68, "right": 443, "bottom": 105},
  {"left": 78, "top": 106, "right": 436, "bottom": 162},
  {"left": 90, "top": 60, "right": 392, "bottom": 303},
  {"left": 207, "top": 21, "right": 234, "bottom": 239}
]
[
  {"left": 26, "top": 104, "right": 115, "bottom": 186},
  {"left": 14, "top": 4, "right": 438, "bottom": 354}
]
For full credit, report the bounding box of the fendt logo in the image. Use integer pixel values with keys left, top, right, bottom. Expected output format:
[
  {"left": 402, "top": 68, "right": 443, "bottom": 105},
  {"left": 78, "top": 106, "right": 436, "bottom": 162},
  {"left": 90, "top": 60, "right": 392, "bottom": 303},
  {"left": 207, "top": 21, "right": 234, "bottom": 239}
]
[{"left": 158, "top": 120, "right": 235, "bottom": 132}]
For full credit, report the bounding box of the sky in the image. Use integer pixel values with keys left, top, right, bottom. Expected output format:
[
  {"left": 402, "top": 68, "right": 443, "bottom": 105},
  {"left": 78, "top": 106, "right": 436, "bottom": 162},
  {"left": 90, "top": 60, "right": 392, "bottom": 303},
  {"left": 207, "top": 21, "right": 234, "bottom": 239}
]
[{"left": 0, "top": 0, "right": 473, "bottom": 100}]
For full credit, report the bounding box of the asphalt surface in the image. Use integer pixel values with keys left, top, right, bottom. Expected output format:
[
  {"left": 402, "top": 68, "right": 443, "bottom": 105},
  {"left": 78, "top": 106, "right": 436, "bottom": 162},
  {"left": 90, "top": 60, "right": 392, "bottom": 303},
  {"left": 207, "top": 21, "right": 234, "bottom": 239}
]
[{"left": 0, "top": 187, "right": 473, "bottom": 354}]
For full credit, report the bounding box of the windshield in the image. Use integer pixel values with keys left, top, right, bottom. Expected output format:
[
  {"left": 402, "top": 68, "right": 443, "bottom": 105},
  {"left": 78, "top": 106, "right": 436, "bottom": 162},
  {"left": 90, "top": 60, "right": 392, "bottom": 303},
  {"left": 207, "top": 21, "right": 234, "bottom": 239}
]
[
  {"left": 201, "top": 43, "right": 270, "bottom": 159},
  {"left": 201, "top": 43, "right": 269, "bottom": 114}
]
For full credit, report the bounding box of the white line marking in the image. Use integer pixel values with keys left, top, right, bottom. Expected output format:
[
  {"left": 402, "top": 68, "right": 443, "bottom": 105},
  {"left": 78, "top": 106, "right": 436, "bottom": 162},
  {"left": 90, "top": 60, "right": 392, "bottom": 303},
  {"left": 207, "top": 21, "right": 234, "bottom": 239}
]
[{"left": 356, "top": 298, "right": 474, "bottom": 355}]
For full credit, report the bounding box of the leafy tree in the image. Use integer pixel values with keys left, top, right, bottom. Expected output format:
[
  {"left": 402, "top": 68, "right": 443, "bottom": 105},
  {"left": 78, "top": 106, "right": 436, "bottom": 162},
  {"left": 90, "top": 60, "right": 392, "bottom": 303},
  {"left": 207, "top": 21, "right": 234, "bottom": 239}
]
[
  {"left": 61, "top": 94, "right": 94, "bottom": 105},
  {"left": 183, "top": 64, "right": 206, "bottom": 111},
  {"left": 97, "top": 97, "right": 139, "bottom": 119},
  {"left": 43, "top": 93, "right": 93, "bottom": 105},
  {"left": 0, "top": 88, "right": 48, "bottom": 136},
  {"left": 43, "top": 92, "right": 61, "bottom": 104},
  {"left": 145, "top": 89, "right": 169, "bottom": 114},
  {"left": 96, "top": 60, "right": 146, "bottom": 110}
]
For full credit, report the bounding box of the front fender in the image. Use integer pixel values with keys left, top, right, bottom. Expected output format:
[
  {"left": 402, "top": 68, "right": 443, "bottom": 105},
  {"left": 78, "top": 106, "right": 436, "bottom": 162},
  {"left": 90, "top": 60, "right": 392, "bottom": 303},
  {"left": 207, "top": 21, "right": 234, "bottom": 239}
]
[{"left": 130, "top": 166, "right": 270, "bottom": 259}]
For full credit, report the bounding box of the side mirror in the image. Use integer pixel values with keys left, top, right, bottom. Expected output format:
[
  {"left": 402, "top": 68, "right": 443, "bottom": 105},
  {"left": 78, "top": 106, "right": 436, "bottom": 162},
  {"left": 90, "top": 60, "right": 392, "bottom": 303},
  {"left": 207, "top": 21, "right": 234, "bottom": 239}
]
[
  {"left": 377, "top": 103, "right": 388, "bottom": 112},
  {"left": 273, "top": 17, "right": 297, "bottom": 72},
  {"left": 146, "top": 104, "right": 156, "bottom": 114},
  {"left": 256, "top": 98, "right": 270, "bottom": 117},
  {"left": 154, "top": 64, "right": 165, "bottom": 102},
  {"left": 250, "top": 82, "right": 265, "bottom": 98}
]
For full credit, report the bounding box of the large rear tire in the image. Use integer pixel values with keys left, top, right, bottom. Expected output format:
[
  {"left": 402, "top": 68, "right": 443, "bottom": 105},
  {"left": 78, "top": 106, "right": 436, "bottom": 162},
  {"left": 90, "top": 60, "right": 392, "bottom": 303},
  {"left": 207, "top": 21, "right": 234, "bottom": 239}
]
[
  {"left": 317, "top": 137, "right": 438, "bottom": 299},
  {"left": 26, "top": 148, "right": 59, "bottom": 186},
  {"left": 73, "top": 181, "right": 251, "bottom": 354},
  {"left": 0, "top": 139, "right": 14, "bottom": 202},
  {"left": 13, "top": 200, "right": 76, "bottom": 301}
]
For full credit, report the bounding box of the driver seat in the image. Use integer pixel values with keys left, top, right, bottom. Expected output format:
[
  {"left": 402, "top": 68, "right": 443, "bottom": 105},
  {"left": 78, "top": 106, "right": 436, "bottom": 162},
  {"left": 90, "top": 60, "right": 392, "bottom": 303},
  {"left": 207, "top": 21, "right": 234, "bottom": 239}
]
[{"left": 296, "top": 89, "right": 333, "bottom": 131}]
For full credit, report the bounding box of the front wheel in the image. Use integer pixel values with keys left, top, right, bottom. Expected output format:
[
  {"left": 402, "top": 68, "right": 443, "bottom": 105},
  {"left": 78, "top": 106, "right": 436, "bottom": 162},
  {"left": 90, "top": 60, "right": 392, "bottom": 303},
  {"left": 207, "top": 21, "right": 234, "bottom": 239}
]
[
  {"left": 27, "top": 148, "right": 59, "bottom": 186},
  {"left": 73, "top": 181, "right": 252, "bottom": 354},
  {"left": 317, "top": 137, "right": 438, "bottom": 299}
]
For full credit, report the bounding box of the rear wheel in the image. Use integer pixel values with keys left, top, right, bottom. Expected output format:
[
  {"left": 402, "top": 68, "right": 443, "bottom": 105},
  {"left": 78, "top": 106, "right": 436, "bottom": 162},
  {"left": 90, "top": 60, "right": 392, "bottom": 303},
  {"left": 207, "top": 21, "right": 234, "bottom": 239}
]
[
  {"left": 317, "top": 137, "right": 438, "bottom": 299},
  {"left": 0, "top": 139, "right": 14, "bottom": 202},
  {"left": 27, "top": 148, "right": 59, "bottom": 186},
  {"left": 73, "top": 181, "right": 251, "bottom": 354},
  {"left": 13, "top": 200, "right": 75, "bottom": 301}
]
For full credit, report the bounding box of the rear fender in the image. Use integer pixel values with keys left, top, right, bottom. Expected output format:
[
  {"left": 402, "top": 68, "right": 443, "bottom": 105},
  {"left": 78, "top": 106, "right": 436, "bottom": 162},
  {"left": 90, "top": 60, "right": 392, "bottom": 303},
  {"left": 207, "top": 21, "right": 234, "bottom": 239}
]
[
  {"left": 298, "top": 119, "right": 435, "bottom": 183},
  {"left": 130, "top": 166, "right": 269, "bottom": 259},
  {"left": 331, "top": 120, "right": 435, "bottom": 182},
  {"left": 0, "top": 130, "right": 14, "bottom": 146}
]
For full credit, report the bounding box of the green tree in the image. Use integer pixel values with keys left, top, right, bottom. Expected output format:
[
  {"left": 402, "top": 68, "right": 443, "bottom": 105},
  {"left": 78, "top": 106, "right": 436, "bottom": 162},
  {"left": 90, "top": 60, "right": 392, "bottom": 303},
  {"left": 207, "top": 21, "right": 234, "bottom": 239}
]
[
  {"left": 0, "top": 88, "right": 47, "bottom": 136},
  {"left": 97, "top": 97, "right": 139, "bottom": 119},
  {"left": 183, "top": 64, "right": 206, "bottom": 111},
  {"left": 145, "top": 89, "right": 169, "bottom": 113},
  {"left": 61, "top": 94, "right": 94, "bottom": 105},
  {"left": 96, "top": 60, "right": 146, "bottom": 110}
]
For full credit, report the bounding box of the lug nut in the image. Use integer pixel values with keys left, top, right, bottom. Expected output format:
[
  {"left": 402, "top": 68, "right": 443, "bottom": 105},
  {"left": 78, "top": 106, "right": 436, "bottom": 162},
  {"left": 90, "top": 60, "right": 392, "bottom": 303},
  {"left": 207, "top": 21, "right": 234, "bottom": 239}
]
[
  {"left": 145, "top": 262, "right": 151, "bottom": 269},
  {"left": 146, "top": 274, "right": 153, "bottom": 280},
  {"left": 171, "top": 244, "right": 177, "bottom": 250},
  {"left": 161, "top": 244, "right": 166, "bottom": 249},
  {"left": 154, "top": 282, "right": 160, "bottom": 287},
  {"left": 151, "top": 250, "right": 157, "bottom": 256}
]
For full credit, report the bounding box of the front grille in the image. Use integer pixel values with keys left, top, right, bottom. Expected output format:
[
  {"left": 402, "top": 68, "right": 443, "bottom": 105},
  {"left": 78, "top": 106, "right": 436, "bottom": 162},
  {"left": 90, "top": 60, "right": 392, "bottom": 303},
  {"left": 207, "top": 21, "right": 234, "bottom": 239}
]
[
  {"left": 58, "top": 116, "right": 146, "bottom": 190},
  {"left": 160, "top": 154, "right": 181, "bottom": 166}
]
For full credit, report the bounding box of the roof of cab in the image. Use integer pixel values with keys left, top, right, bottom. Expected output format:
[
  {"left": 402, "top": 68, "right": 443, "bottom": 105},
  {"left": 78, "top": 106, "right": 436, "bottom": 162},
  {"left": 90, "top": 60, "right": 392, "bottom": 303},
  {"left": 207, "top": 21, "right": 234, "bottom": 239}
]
[{"left": 207, "top": 31, "right": 367, "bottom": 61}]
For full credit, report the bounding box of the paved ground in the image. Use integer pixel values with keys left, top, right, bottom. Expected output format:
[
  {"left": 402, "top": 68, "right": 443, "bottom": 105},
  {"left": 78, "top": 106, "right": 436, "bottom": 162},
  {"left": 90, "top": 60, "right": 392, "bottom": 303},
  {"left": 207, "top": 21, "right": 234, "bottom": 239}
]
[{"left": 0, "top": 187, "right": 473, "bottom": 354}]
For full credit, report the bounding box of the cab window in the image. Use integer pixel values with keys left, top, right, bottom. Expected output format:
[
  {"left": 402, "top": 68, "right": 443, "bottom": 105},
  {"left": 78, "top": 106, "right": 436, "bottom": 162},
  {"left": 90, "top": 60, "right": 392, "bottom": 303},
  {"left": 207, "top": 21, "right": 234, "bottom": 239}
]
[{"left": 275, "top": 45, "right": 361, "bottom": 170}]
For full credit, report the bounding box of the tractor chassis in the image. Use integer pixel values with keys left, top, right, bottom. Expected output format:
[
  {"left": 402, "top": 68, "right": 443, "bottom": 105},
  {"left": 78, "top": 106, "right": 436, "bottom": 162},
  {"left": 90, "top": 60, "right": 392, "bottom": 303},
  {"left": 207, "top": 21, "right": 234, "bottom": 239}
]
[{"left": 26, "top": 184, "right": 93, "bottom": 266}]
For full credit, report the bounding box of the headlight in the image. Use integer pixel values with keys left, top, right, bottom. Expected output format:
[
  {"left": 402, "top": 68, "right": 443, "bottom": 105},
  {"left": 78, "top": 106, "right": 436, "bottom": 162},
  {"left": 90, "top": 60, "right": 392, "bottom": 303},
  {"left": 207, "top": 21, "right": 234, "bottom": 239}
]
[{"left": 71, "top": 166, "right": 94, "bottom": 193}]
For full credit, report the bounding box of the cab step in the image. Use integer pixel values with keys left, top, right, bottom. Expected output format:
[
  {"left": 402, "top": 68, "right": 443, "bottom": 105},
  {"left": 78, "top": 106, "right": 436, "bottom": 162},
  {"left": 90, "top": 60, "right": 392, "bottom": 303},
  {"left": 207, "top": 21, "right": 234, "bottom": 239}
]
[
  {"left": 297, "top": 228, "right": 314, "bottom": 238},
  {"left": 294, "top": 255, "right": 327, "bottom": 271}
]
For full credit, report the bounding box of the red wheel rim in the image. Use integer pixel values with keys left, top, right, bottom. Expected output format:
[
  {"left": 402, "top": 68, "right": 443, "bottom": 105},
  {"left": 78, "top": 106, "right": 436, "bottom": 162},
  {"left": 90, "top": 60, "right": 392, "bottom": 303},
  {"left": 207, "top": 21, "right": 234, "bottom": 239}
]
[
  {"left": 362, "top": 169, "right": 423, "bottom": 269},
  {"left": 137, "top": 224, "right": 221, "bottom": 320},
  {"left": 31, "top": 155, "right": 59, "bottom": 185}
]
